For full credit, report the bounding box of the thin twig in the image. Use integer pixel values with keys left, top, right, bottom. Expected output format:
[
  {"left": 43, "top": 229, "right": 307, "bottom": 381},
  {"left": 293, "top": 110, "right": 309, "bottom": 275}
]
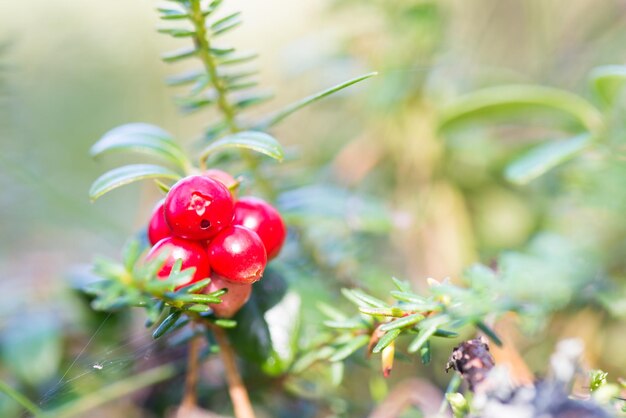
[
  {"left": 211, "top": 325, "right": 255, "bottom": 418},
  {"left": 179, "top": 331, "right": 202, "bottom": 413}
]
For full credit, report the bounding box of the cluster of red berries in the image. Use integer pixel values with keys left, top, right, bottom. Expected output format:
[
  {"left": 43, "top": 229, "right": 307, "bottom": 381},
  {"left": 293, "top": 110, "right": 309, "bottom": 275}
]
[{"left": 144, "top": 169, "right": 286, "bottom": 317}]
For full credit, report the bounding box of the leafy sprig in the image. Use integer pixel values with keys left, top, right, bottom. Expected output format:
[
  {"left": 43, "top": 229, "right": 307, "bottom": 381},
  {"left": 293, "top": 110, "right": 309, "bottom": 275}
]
[
  {"left": 88, "top": 0, "right": 376, "bottom": 202},
  {"left": 84, "top": 238, "right": 229, "bottom": 339}
]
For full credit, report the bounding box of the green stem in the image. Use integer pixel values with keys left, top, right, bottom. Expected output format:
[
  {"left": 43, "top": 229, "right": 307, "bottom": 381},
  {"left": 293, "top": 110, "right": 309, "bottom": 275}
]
[
  {"left": 438, "top": 373, "right": 462, "bottom": 415},
  {"left": 187, "top": 0, "right": 276, "bottom": 199},
  {"left": 0, "top": 379, "right": 44, "bottom": 417},
  {"left": 47, "top": 364, "right": 178, "bottom": 418}
]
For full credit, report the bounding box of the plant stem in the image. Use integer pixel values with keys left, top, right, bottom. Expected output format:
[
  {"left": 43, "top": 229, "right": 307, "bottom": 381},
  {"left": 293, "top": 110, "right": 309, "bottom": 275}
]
[
  {"left": 0, "top": 379, "right": 44, "bottom": 417},
  {"left": 187, "top": 0, "right": 276, "bottom": 199},
  {"left": 211, "top": 325, "right": 256, "bottom": 418},
  {"left": 179, "top": 331, "right": 202, "bottom": 412},
  {"left": 188, "top": 0, "right": 238, "bottom": 134}
]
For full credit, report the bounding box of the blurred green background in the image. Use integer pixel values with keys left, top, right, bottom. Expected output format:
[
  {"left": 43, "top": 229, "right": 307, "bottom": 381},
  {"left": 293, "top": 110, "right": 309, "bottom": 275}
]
[{"left": 2, "top": 0, "right": 626, "bottom": 416}]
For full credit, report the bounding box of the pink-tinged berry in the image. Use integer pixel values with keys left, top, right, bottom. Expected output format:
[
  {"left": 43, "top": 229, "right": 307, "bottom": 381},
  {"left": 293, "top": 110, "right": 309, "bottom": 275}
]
[
  {"left": 147, "top": 200, "right": 171, "bottom": 245},
  {"left": 207, "top": 225, "right": 267, "bottom": 284},
  {"left": 205, "top": 275, "right": 252, "bottom": 318},
  {"left": 145, "top": 237, "right": 210, "bottom": 289},
  {"left": 233, "top": 197, "right": 287, "bottom": 260},
  {"left": 203, "top": 169, "right": 238, "bottom": 192},
  {"left": 164, "top": 175, "right": 234, "bottom": 240}
]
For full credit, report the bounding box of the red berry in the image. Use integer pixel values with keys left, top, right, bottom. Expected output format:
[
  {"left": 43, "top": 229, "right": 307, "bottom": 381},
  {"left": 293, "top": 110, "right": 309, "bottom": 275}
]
[
  {"left": 205, "top": 275, "right": 252, "bottom": 318},
  {"left": 146, "top": 237, "right": 210, "bottom": 288},
  {"left": 203, "top": 169, "right": 238, "bottom": 191},
  {"left": 147, "top": 200, "right": 171, "bottom": 245},
  {"left": 208, "top": 225, "right": 267, "bottom": 284},
  {"left": 164, "top": 175, "right": 234, "bottom": 240},
  {"left": 233, "top": 197, "right": 286, "bottom": 259}
]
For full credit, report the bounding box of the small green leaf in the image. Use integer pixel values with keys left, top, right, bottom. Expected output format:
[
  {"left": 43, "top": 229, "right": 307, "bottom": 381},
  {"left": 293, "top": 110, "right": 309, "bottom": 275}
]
[
  {"left": 476, "top": 321, "right": 503, "bottom": 346},
  {"left": 341, "top": 288, "right": 387, "bottom": 308},
  {"left": 589, "top": 65, "right": 626, "bottom": 106},
  {"left": 89, "top": 164, "right": 182, "bottom": 201},
  {"left": 166, "top": 69, "right": 204, "bottom": 86},
  {"left": 504, "top": 134, "right": 593, "bottom": 185},
  {"left": 177, "top": 278, "right": 212, "bottom": 294},
  {"left": 372, "top": 329, "right": 401, "bottom": 354},
  {"left": 211, "top": 12, "right": 241, "bottom": 35},
  {"left": 389, "top": 291, "right": 428, "bottom": 304},
  {"left": 329, "top": 335, "right": 370, "bottom": 362},
  {"left": 152, "top": 311, "right": 182, "bottom": 339},
  {"left": 323, "top": 319, "right": 367, "bottom": 330},
  {"left": 200, "top": 131, "right": 284, "bottom": 162},
  {"left": 433, "top": 329, "right": 459, "bottom": 338},
  {"left": 438, "top": 85, "right": 604, "bottom": 134},
  {"left": 188, "top": 304, "right": 212, "bottom": 313},
  {"left": 330, "top": 361, "right": 345, "bottom": 386},
  {"left": 157, "top": 7, "right": 188, "bottom": 20},
  {"left": 214, "top": 318, "right": 237, "bottom": 328},
  {"left": 162, "top": 46, "right": 197, "bottom": 62},
  {"left": 317, "top": 302, "right": 348, "bottom": 321},
  {"left": 217, "top": 51, "right": 258, "bottom": 66},
  {"left": 380, "top": 313, "right": 425, "bottom": 332},
  {"left": 359, "top": 306, "right": 404, "bottom": 317},
  {"left": 408, "top": 321, "right": 440, "bottom": 353},
  {"left": 157, "top": 27, "right": 195, "bottom": 37},
  {"left": 91, "top": 123, "right": 189, "bottom": 170},
  {"left": 391, "top": 277, "right": 412, "bottom": 292},
  {"left": 166, "top": 293, "right": 221, "bottom": 304},
  {"left": 232, "top": 92, "right": 273, "bottom": 109},
  {"left": 257, "top": 72, "right": 377, "bottom": 129}
]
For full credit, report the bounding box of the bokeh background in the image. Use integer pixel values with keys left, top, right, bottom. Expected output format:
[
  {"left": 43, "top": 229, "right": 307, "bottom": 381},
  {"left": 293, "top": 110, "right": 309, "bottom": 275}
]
[{"left": 2, "top": 0, "right": 626, "bottom": 417}]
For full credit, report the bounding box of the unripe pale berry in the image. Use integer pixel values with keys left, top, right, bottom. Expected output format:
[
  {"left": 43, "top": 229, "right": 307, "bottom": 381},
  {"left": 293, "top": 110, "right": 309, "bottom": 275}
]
[
  {"left": 145, "top": 237, "right": 210, "bottom": 289},
  {"left": 164, "top": 175, "right": 234, "bottom": 240},
  {"left": 233, "top": 197, "right": 286, "bottom": 260},
  {"left": 207, "top": 225, "right": 267, "bottom": 284},
  {"left": 203, "top": 169, "right": 238, "bottom": 192},
  {"left": 147, "top": 200, "right": 171, "bottom": 245},
  {"left": 205, "top": 275, "right": 252, "bottom": 318}
]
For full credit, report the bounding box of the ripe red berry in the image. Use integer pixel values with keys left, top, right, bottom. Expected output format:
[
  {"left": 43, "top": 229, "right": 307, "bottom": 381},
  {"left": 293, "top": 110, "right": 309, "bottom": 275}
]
[
  {"left": 147, "top": 200, "right": 171, "bottom": 245},
  {"left": 205, "top": 275, "right": 252, "bottom": 318},
  {"left": 145, "top": 237, "right": 210, "bottom": 288},
  {"left": 203, "top": 169, "right": 238, "bottom": 191},
  {"left": 233, "top": 197, "right": 287, "bottom": 259},
  {"left": 164, "top": 175, "right": 234, "bottom": 240},
  {"left": 208, "top": 225, "right": 267, "bottom": 284}
]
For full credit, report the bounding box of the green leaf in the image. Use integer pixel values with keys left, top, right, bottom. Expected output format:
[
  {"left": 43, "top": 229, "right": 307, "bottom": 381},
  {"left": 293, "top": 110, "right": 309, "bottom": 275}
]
[
  {"left": 232, "top": 92, "right": 273, "bottom": 109},
  {"left": 257, "top": 72, "right": 377, "bottom": 129},
  {"left": 372, "top": 329, "right": 401, "bottom": 354},
  {"left": 589, "top": 65, "right": 626, "bottom": 106},
  {"left": 166, "top": 69, "right": 204, "bottom": 86},
  {"left": 157, "top": 7, "right": 188, "bottom": 20},
  {"left": 317, "top": 302, "right": 348, "bottom": 321},
  {"left": 213, "top": 318, "right": 237, "bottom": 328},
  {"left": 162, "top": 46, "right": 197, "bottom": 62},
  {"left": 211, "top": 12, "right": 242, "bottom": 36},
  {"left": 408, "top": 320, "right": 442, "bottom": 353},
  {"left": 89, "top": 164, "right": 182, "bottom": 201},
  {"left": 379, "top": 313, "right": 425, "bottom": 331},
  {"left": 200, "top": 131, "right": 284, "bottom": 162},
  {"left": 476, "top": 321, "right": 503, "bottom": 346},
  {"left": 152, "top": 311, "right": 182, "bottom": 339},
  {"left": 438, "top": 85, "right": 604, "bottom": 134},
  {"left": 323, "top": 319, "right": 367, "bottom": 330},
  {"left": 157, "top": 27, "right": 195, "bottom": 37},
  {"left": 420, "top": 340, "right": 431, "bottom": 364},
  {"left": 391, "top": 277, "right": 412, "bottom": 292},
  {"left": 328, "top": 334, "right": 370, "bottom": 362},
  {"left": 504, "top": 134, "right": 592, "bottom": 185},
  {"left": 217, "top": 51, "right": 258, "bottom": 66},
  {"left": 90, "top": 123, "right": 189, "bottom": 170},
  {"left": 167, "top": 293, "right": 221, "bottom": 304},
  {"left": 341, "top": 288, "right": 387, "bottom": 308}
]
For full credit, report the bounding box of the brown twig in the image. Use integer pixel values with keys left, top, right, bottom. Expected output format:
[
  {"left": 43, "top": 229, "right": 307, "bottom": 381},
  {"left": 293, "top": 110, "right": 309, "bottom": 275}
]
[
  {"left": 180, "top": 332, "right": 202, "bottom": 411},
  {"left": 211, "top": 325, "right": 256, "bottom": 418}
]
